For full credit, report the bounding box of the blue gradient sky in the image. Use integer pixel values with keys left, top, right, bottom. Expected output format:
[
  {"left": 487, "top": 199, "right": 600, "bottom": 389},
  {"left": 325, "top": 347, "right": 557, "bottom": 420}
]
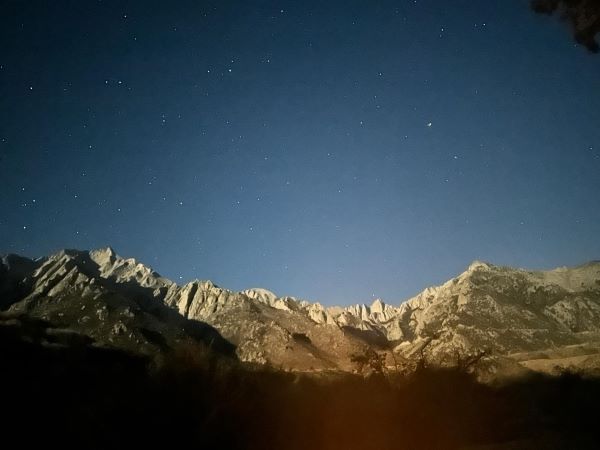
[{"left": 1, "top": 0, "right": 599, "bottom": 305}]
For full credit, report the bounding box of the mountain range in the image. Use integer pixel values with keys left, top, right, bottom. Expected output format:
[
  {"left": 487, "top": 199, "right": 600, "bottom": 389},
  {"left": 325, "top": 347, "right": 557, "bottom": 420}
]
[{"left": 2, "top": 247, "right": 600, "bottom": 378}]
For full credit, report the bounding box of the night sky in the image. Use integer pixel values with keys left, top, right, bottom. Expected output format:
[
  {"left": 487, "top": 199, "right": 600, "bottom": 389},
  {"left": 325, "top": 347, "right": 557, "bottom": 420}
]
[{"left": 1, "top": 0, "right": 599, "bottom": 305}]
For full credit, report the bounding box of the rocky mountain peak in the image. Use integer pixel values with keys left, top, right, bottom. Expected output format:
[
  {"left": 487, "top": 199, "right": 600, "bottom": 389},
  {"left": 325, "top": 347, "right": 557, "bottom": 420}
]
[
  {"left": 242, "top": 288, "right": 279, "bottom": 305},
  {"left": 371, "top": 298, "right": 385, "bottom": 313},
  {"left": 466, "top": 260, "right": 493, "bottom": 272},
  {"left": 89, "top": 246, "right": 117, "bottom": 266}
]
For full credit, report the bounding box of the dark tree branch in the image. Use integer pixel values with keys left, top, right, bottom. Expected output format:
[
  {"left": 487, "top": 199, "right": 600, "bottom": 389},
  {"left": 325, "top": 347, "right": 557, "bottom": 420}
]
[{"left": 531, "top": 0, "right": 600, "bottom": 52}]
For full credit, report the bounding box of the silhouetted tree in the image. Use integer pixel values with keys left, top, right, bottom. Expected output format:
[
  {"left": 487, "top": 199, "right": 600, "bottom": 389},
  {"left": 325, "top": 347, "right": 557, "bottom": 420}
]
[
  {"left": 531, "top": 0, "right": 600, "bottom": 52},
  {"left": 350, "top": 346, "right": 386, "bottom": 375},
  {"left": 454, "top": 348, "right": 491, "bottom": 372}
]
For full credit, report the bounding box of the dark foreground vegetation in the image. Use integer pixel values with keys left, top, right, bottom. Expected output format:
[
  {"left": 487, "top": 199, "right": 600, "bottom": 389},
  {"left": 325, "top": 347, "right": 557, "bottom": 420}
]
[{"left": 2, "top": 316, "right": 599, "bottom": 450}]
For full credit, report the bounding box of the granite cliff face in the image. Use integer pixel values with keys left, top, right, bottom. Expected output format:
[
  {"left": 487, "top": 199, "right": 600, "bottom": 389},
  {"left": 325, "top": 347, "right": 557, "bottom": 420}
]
[
  {"left": 1, "top": 249, "right": 234, "bottom": 357},
  {"left": 2, "top": 248, "right": 600, "bottom": 376}
]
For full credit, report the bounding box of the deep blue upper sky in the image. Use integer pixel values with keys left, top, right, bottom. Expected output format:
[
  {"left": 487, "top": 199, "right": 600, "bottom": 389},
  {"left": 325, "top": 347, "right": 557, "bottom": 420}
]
[{"left": 1, "top": 0, "right": 599, "bottom": 305}]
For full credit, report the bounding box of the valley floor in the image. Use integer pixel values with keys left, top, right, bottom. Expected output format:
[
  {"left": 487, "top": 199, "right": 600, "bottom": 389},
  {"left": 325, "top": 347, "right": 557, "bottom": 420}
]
[{"left": 2, "top": 319, "right": 599, "bottom": 450}]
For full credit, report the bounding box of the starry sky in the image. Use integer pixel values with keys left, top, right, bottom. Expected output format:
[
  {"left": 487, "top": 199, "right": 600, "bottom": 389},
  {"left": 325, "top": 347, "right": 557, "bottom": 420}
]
[{"left": 1, "top": 0, "right": 599, "bottom": 305}]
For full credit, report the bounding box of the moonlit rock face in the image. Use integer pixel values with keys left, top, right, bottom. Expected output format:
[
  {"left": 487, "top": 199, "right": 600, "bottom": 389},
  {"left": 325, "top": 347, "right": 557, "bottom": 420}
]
[
  {"left": 242, "top": 288, "right": 279, "bottom": 306},
  {"left": 155, "top": 255, "right": 600, "bottom": 362},
  {"left": 89, "top": 246, "right": 116, "bottom": 267},
  {"left": 165, "top": 279, "right": 242, "bottom": 320},
  {"left": 2, "top": 248, "right": 234, "bottom": 356},
  {"left": 88, "top": 246, "right": 171, "bottom": 295},
  {"left": 2, "top": 249, "right": 600, "bottom": 375},
  {"left": 306, "top": 302, "right": 330, "bottom": 324},
  {"left": 467, "top": 260, "right": 492, "bottom": 272},
  {"left": 371, "top": 299, "right": 385, "bottom": 314}
]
